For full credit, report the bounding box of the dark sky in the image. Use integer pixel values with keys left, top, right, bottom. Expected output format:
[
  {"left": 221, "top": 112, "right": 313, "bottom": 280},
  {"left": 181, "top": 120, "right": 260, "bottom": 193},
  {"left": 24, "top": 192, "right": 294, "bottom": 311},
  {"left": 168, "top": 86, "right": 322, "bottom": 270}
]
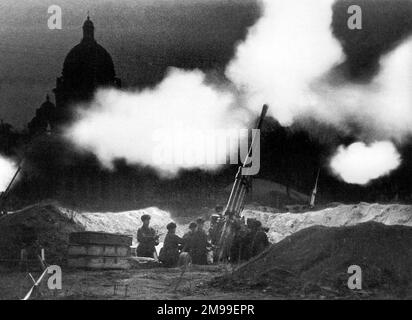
[
  {"left": 333, "top": 0, "right": 412, "bottom": 79},
  {"left": 0, "top": 0, "right": 260, "bottom": 128},
  {"left": 1, "top": 0, "right": 412, "bottom": 128}
]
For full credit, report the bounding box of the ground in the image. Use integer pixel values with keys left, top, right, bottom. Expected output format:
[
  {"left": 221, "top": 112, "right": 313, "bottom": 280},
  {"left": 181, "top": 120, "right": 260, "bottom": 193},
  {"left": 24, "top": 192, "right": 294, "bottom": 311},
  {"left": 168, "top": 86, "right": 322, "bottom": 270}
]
[
  {"left": 0, "top": 264, "right": 403, "bottom": 300},
  {"left": 0, "top": 265, "right": 277, "bottom": 300},
  {"left": 1, "top": 203, "right": 411, "bottom": 300}
]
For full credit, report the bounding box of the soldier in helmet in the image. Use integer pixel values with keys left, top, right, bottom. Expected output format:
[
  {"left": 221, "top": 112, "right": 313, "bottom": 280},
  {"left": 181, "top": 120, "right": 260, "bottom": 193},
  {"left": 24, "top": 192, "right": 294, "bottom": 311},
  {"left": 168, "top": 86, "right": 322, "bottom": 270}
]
[
  {"left": 229, "top": 216, "right": 248, "bottom": 263},
  {"left": 248, "top": 219, "right": 269, "bottom": 258},
  {"left": 182, "top": 222, "right": 197, "bottom": 252},
  {"left": 136, "top": 214, "right": 159, "bottom": 258},
  {"left": 188, "top": 218, "right": 209, "bottom": 265},
  {"left": 159, "top": 222, "right": 183, "bottom": 267},
  {"left": 208, "top": 214, "right": 222, "bottom": 246}
]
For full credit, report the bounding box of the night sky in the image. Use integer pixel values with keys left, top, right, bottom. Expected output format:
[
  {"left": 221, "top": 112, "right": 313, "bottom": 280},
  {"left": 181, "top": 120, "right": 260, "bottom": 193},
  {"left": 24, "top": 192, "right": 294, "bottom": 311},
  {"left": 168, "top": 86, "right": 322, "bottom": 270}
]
[
  {"left": 1, "top": 0, "right": 412, "bottom": 209},
  {"left": 1, "top": 0, "right": 412, "bottom": 127},
  {"left": 0, "top": 0, "right": 260, "bottom": 127}
]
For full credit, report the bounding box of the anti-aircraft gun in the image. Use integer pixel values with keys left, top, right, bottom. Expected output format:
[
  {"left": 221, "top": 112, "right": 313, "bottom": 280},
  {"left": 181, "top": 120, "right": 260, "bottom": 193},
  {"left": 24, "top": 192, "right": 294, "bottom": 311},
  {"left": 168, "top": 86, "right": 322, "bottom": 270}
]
[
  {"left": 217, "top": 104, "right": 268, "bottom": 261},
  {"left": 0, "top": 160, "right": 22, "bottom": 216}
]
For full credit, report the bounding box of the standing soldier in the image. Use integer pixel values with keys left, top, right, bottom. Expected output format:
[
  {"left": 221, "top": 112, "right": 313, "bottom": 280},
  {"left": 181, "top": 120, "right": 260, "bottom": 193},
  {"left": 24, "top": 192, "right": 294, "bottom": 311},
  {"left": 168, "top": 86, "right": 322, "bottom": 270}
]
[
  {"left": 208, "top": 214, "right": 221, "bottom": 246},
  {"left": 229, "top": 216, "right": 248, "bottom": 263},
  {"left": 136, "top": 214, "right": 159, "bottom": 258}
]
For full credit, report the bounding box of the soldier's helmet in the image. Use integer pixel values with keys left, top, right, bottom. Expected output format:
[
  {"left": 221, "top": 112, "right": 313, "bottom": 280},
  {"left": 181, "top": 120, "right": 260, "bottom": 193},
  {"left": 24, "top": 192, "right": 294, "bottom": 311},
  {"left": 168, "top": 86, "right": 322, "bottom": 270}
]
[{"left": 167, "top": 222, "right": 177, "bottom": 230}]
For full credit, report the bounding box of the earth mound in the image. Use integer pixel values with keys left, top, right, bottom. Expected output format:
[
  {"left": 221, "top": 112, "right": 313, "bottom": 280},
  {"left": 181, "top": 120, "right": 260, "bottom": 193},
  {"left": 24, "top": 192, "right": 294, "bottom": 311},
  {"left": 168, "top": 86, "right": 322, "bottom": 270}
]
[
  {"left": 243, "top": 202, "right": 412, "bottom": 243},
  {"left": 0, "top": 201, "right": 177, "bottom": 264},
  {"left": 214, "top": 222, "right": 412, "bottom": 299}
]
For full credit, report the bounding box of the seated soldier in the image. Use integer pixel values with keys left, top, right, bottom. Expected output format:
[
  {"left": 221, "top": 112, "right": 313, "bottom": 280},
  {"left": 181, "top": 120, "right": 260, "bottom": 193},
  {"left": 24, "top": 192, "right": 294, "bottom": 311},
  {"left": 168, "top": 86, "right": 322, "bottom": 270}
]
[
  {"left": 182, "top": 222, "right": 197, "bottom": 252},
  {"left": 189, "top": 218, "right": 209, "bottom": 265},
  {"left": 249, "top": 220, "right": 270, "bottom": 257},
  {"left": 240, "top": 218, "right": 256, "bottom": 261},
  {"left": 159, "top": 222, "right": 183, "bottom": 267},
  {"left": 136, "top": 214, "right": 159, "bottom": 258}
]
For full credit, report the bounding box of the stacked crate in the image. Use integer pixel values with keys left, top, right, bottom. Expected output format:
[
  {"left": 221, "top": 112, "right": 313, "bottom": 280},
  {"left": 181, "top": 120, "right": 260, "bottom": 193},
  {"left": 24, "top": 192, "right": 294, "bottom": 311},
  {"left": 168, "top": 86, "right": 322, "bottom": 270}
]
[{"left": 67, "top": 231, "right": 132, "bottom": 269}]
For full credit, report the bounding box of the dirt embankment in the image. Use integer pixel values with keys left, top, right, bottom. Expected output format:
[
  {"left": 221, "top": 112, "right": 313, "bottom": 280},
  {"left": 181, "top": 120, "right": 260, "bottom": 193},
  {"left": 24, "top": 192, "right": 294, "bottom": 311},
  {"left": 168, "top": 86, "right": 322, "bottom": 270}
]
[
  {"left": 243, "top": 203, "right": 412, "bottom": 243},
  {"left": 214, "top": 222, "right": 412, "bottom": 299},
  {"left": 0, "top": 202, "right": 179, "bottom": 263}
]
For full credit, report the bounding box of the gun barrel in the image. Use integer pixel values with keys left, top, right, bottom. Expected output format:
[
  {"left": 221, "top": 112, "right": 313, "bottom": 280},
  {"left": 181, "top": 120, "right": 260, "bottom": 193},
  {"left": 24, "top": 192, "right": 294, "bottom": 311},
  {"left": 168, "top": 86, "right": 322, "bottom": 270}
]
[
  {"left": 241, "top": 104, "right": 268, "bottom": 167},
  {"left": 224, "top": 104, "right": 268, "bottom": 217},
  {"left": 218, "top": 104, "right": 269, "bottom": 261},
  {"left": 256, "top": 104, "right": 268, "bottom": 131}
]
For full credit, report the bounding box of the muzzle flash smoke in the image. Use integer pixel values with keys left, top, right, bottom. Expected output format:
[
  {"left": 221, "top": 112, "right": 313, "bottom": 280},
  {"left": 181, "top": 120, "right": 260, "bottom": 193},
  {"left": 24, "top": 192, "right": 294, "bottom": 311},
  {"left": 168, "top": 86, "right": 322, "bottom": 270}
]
[
  {"left": 0, "top": 155, "right": 18, "bottom": 192},
  {"left": 66, "top": 0, "right": 412, "bottom": 184},
  {"left": 66, "top": 69, "right": 249, "bottom": 177},
  {"left": 329, "top": 141, "right": 401, "bottom": 185}
]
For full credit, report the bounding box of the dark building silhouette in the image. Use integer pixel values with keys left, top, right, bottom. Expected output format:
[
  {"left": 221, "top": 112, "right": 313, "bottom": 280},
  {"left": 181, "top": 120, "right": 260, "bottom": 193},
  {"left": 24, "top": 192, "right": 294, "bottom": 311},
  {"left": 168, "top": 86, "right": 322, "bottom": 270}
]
[
  {"left": 28, "top": 95, "right": 55, "bottom": 135},
  {"left": 0, "top": 119, "right": 16, "bottom": 154},
  {"left": 29, "top": 16, "right": 121, "bottom": 132}
]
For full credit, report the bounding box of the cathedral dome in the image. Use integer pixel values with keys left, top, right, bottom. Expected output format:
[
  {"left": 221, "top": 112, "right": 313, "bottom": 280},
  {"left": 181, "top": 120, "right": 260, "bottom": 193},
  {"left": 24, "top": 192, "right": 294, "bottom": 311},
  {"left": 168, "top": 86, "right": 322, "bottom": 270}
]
[
  {"left": 52, "top": 16, "right": 121, "bottom": 128},
  {"left": 40, "top": 94, "right": 55, "bottom": 110},
  {"left": 61, "top": 16, "right": 116, "bottom": 88}
]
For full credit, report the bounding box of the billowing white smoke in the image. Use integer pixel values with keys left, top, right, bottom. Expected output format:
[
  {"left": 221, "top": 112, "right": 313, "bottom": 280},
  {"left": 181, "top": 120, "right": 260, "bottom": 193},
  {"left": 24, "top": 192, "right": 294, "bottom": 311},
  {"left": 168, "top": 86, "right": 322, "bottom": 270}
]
[
  {"left": 66, "top": 69, "right": 248, "bottom": 177},
  {"left": 227, "top": 0, "right": 411, "bottom": 183},
  {"left": 0, "top": 155, "right": 17, "bottom": 192},
  {"left": 370, "top": 39, "right": 412, "bottom": 141},
  {"left": 67, "top": 0, "right": 411, "bottom": 183},
  {"left": 67, "top": 0, "right": 343, "bottom": 177},
  {"left": 315, "top": 38, "right": 412, "bottom": 142},
  {"left": 228, "top": 0, "right": 412, "bottom": 142},
  {"left": 329, "top": 141, "right": 401, "bottom": 185},
  {"left": 227, "top": 0, "right": 343, "bottom": 125},
  {"left": 321, "top": 39, "right": 412, "bottom": 183}
]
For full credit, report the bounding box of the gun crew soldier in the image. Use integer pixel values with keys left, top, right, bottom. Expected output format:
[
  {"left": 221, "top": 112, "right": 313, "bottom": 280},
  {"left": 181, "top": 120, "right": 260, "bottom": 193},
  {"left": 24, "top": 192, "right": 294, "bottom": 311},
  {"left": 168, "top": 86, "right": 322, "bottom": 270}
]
[
  {"left": 136, "top": 214, "right": 159, "bottom": 258},
  {"left": 159, "top": 222, "right": 184, "bottom": 267},
  {"left": 187, "top": 218, "right": 211, "bottom": 265}
]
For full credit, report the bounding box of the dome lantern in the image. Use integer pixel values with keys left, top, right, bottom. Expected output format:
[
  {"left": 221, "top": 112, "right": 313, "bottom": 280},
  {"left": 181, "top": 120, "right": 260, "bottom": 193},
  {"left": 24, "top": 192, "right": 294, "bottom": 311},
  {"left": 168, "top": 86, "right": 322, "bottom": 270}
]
[{"left": 82, "top": 15, "right": 94, "bottom": 41}]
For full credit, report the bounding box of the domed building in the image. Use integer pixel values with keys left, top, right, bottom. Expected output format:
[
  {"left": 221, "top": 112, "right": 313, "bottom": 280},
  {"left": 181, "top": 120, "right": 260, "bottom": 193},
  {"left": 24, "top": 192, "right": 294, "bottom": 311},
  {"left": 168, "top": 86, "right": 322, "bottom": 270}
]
[
  {"left": 52, "top": 16, "right": 121, "bottom": 126},
  {"left": 28, "top": 95, "right": 55, "bottom": 135}
]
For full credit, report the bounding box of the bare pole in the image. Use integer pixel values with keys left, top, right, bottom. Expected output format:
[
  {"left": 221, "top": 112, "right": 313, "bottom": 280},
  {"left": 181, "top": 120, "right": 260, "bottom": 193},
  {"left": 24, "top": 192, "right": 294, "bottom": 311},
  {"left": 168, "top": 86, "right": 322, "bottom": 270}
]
[{"left": 310, "top": 168, "right": 320, "bottom": 208}]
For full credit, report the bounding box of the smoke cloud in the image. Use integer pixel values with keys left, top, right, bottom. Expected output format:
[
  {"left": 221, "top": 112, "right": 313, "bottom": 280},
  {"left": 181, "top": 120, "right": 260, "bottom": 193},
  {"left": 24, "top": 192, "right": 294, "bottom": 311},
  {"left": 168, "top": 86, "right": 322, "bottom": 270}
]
[
  {"left": 313, "top": 38, "right": 412, "bottom": 142},
  {"left": 227, "top": 0, "right": 343, "bottom": 125},
  {"left": 226, "top": 0, "right": 411, "bottom": 183},
  {"left": 0, "top": 155, "right": 17, "bottom": 192},
  {"left": 66, "top": 69, "right": 248, "bottom": 177},
  {"left": 228, "top": 0, "right": 412, "bottom": 142},
  {"left": 66, "top": 0, "right": 412, "bottom": 183},
  {"left": 329, "top": 141, "right": 401, "bottom": 185},
  {"left": 67, "top": 0, "right": 343, "bottom": 177}
]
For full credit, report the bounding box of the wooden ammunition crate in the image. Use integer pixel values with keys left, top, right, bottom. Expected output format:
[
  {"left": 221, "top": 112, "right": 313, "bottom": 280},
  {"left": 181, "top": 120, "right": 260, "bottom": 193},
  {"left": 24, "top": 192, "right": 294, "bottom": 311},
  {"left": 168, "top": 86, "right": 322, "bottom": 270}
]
[
  {"left": 69, "top": 231, "right": 132, "bottom": 246},
  {"left": 67, "top": 256, "right": 131, "bottom": 269},
  {"left": 67, "top": 231, "right": 133, "bottom": 269},
  {"left": 68, "top": 244, "right": 130, "bottom": 257}
]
